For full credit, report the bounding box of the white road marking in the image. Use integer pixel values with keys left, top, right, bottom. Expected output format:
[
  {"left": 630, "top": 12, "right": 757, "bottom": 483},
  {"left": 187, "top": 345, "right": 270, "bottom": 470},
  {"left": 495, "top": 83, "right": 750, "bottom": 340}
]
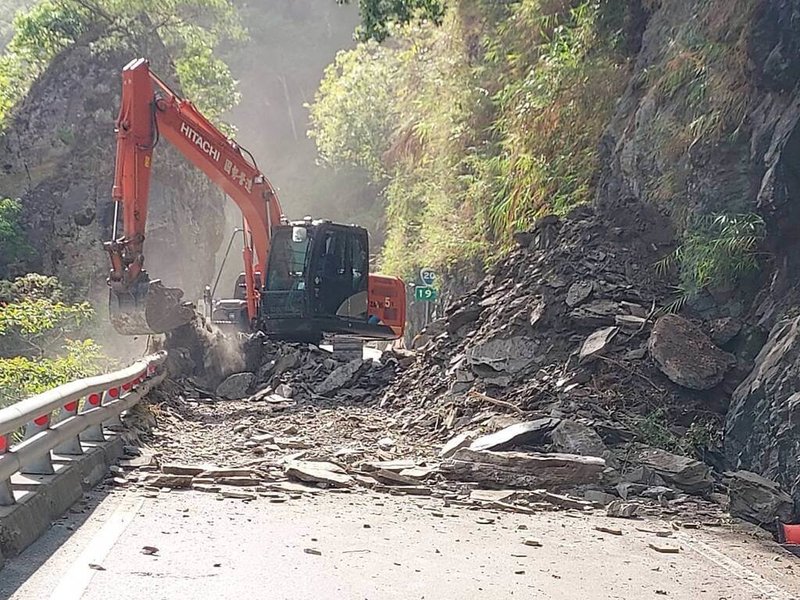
[
  {"left": 47, "top": 496, "right": 144, "bottom": 600},
  {"left": 677, "top": 532, "right": 798, "bottom": 600}
]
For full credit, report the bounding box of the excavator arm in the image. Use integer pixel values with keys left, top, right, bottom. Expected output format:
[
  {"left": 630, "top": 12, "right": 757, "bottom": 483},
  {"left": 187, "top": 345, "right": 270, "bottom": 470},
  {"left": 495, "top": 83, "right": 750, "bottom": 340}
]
[{"left": 106, "top": 58, "right": 282, "bottom": 334}]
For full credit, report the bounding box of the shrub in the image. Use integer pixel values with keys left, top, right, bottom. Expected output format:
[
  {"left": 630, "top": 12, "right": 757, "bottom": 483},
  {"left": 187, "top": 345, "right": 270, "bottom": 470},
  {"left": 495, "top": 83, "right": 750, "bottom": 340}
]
[{"left": 656, "top": 212, "right": 765, "bottom": 305}]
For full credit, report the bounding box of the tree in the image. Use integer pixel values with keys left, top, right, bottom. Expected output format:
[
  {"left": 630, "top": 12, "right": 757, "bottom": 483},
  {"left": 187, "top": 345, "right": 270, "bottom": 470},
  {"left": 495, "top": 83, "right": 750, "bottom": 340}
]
[
  {"left": 0, "top": 277, "right": 93, "bottom": 358},
  {"left": 337, "top": 0, "right": 446, "bottom": 41},
  {"left": 0, "top": 0, "right": 244, "bottom": 128},
  {"left": 0, "top": 198, "right": 31, "bottom": 278}
]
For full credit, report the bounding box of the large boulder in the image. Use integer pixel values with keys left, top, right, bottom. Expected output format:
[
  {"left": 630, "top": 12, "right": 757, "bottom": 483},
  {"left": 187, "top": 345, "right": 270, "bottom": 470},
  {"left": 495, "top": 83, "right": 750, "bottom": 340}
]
[
  {"left": 465, "top": 336, "right": 539, "bottom": 382},
  {"left": 315, "top": 359, "right": 366, "bottom": 396},
  {"left": 726, "top": 316, "right": 800, "bottom": 508},
  {"left": 636, "top": 446, "right": 713, "bottom": 495},
  {"left": 441, "top": 449, "right": 605, "bottom": 489},
  {"left": 727, "top": 470, "right": 795, "bottom": 526},
  {"left": 216, "top": 372, "right": 255, "bottom": 400},
  {"left": 551, "top": 420, "right": 607, "bottom": 457},
  {"left": 648, "top": 314, "right": 735, "bottom": 390}
]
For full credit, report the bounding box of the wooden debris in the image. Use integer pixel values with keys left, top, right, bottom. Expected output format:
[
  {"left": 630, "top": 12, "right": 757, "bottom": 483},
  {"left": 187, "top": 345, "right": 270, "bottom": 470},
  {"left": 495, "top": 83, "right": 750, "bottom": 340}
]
[
  {"left": 648, "top": 542, "right": 680, "bottom": 554},
  {"left": 594, "top": 526, "right": 623, "bottom": 536}
]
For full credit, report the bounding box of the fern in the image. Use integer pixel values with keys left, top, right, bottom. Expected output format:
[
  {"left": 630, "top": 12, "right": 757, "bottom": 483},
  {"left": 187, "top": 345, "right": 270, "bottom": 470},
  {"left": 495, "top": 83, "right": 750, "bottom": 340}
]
[{"left": 656, "top": 212, "right": 765, "bottom": 307}]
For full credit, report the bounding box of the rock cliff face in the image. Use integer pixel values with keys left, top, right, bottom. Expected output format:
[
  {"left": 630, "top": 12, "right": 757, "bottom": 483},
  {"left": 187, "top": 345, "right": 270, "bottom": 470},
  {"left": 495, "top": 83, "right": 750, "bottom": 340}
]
[
  {"left": 596, "top": 0, "right": 800, "bottom": 508},
  {"left": 599, "top": 0, "right": 800, "bottom": 229},
  {"left": 0, "top": 31, "right": 224, "bottom": 302}
]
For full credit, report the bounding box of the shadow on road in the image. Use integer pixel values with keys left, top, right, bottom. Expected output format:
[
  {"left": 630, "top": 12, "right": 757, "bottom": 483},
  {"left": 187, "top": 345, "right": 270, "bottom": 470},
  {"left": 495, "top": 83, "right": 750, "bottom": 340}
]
[{"left": 0, "top": 485, "right": 114, "bottom": 600}]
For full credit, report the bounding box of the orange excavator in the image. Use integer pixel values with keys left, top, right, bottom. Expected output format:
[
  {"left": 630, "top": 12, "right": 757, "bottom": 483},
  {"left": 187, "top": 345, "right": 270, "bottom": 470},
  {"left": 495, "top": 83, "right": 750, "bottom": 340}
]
[{"left": 105, "top": 58, "right": 405, "bottom": 343}]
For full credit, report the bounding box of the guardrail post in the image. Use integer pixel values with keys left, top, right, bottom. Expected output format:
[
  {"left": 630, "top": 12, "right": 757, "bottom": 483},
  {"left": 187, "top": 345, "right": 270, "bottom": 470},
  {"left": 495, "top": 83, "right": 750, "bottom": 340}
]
[
  {"left": 0, "top": 434, "right": 14, "bottom": 505},
  {"left": 53, "top": 398, "right": 83, "bottom": 456},
  {"left": 79, "top": 393, "right": 106, "bottom": 443},
  {"left": 20, "top": 415, "right": 55, "bottom": 475},
  {"left": 102, "top": 387, "right": 124, "bottom": 430}
]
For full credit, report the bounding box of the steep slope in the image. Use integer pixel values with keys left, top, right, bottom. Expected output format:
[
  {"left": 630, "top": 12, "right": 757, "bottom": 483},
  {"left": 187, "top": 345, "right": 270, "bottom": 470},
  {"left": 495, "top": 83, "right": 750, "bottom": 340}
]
[
  {"left": 594, "top": 0, "right": 800, "bottom": 504},
  {"left": 0, "top": 31, "right": 224, "bottom": 303}
]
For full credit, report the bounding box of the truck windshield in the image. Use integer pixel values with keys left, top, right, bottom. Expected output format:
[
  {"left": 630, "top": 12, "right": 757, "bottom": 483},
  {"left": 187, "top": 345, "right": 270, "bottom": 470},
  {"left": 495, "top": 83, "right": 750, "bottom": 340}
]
[{"left": 266, "top": 228, "right": 310, "bottom": 292}]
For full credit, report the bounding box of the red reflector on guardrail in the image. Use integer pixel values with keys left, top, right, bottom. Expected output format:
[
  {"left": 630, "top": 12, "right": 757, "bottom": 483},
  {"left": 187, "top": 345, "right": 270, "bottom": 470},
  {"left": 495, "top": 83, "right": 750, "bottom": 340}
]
[
  {"left": 122, "top": 382, "right": 131, "bottom": 391},
  {"left": 33, "top": 415, "right": 49, "bottom": 427},
  {"left": 0, "top": 436, "right": 7, "bottom": 453},
  {"left": 64, "top": 401, "right": 78, "bottom": 412},
  {"left": 108, "top": 387, "right": 119, "bottom": 398},
  {"left": 88, "top": 393, "right": 101, "bottom": 406}
]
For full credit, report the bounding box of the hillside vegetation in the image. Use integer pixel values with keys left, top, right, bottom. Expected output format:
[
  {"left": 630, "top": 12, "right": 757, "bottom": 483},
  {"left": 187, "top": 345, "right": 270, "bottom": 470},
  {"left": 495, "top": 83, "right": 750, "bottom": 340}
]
[
  {"left": 311, "top": 0, "right": 766, "bottom": 303},
  {"left": 311, "top": 0, "right": 636, "bottom": 279}
]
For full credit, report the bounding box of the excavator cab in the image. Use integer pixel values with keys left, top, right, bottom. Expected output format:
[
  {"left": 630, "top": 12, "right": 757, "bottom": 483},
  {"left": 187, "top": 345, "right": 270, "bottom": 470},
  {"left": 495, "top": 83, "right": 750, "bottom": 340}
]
[{"left": 261, "top": 221, "right": 405, "bottom": 343}]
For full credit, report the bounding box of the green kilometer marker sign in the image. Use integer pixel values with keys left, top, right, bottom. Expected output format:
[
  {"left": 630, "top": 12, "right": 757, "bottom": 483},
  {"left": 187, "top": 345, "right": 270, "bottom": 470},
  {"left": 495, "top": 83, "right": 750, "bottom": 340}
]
[{"left": 414, "top": 286, "right": 438, "bottom": 302}]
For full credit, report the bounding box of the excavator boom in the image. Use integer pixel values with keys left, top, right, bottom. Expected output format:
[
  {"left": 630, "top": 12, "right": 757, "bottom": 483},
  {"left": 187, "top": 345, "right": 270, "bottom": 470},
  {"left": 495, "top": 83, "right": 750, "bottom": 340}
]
[
  {"left": 106, "top": 58, "right": 281, "bottom": 334},
  {"left": 106, "top": 58, "right": 406, "bottom": 342}
]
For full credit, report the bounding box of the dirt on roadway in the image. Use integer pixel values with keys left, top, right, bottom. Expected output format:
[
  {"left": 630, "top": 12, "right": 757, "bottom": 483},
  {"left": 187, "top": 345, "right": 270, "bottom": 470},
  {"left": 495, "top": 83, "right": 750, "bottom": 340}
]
[{"left": 2, "top": 485, "right": 799, "bottom": 600}]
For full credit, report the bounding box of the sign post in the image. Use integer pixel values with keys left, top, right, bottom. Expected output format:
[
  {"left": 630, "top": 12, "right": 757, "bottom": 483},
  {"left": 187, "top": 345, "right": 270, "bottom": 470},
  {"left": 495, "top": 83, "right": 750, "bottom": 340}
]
[{"left": 416, "top": 268, "right": 438, "bottom": 327}]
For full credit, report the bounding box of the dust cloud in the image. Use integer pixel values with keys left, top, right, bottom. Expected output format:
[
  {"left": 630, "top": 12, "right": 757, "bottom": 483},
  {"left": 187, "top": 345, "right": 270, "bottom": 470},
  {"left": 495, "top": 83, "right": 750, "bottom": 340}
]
[
  {"left": 164, "top": 315, "right": 246, "bottom": 388},
  {"left": 212, "top": 1, "right": 377, "bottom": 294}
]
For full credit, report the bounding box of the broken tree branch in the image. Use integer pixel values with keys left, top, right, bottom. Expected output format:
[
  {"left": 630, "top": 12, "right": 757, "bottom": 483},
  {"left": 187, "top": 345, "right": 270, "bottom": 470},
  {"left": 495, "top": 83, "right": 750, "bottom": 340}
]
[{"left": 467, "top": 391, "right": 524, "bottom": 415}]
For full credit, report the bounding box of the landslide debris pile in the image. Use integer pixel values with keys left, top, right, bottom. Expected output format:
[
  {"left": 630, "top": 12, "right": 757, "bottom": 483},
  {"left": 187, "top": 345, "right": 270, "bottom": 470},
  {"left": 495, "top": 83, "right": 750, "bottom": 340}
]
[
  {"left": 144, "top": 203, "right": 795, "bottom": 529},
  {"left": 383, "top": 204, "right": 731, "bottom": 436}
]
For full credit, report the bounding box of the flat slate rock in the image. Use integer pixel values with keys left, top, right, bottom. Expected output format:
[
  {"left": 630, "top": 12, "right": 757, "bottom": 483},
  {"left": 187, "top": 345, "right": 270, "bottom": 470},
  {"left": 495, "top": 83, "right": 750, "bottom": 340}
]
[
  {"left": 216, "top": 372, "right": 255, "bottom": 400},
  {"left": 727, "top": 470, "right": 794, "bottom": 525},
  {"left": 579, "top": 326, "right": 618, "bottom": 361},
  {"left": 470, "top": 418, "right": 560, "bottom": 452},
  {"left": 636, "top": 447, "right": 712, "bottom": 494},
  {"left": 550, "top": 420, "right": 607, "bottom": 457},
  {"left": 440, "top": 430, "right": 477, "bottom": 458},
  {"left": 441, "top": 448, "right": 604, "bottom": 489},
  {"left": 285, "top": 461, "right": 353, "bottom": 488}
]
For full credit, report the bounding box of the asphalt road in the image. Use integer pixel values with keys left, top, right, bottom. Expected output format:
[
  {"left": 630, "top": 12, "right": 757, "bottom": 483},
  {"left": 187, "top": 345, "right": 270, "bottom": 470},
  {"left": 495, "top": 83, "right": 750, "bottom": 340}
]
[{"left": 2, "top": 488, "right": 799, "bottom": 600}]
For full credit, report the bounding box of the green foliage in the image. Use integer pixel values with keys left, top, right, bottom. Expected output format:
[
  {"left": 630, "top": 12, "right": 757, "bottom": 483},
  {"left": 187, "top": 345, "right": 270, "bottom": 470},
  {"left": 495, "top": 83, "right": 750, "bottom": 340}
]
[
  {"left": 311, "top": 0, "right": 633, "bottom": 278},
  {"left": 0, "top": 339, "right": 104, "bottom": 407},
  {"left": 0, "top": 198, "right": 32, "bottom": 278},
  {"left": 0, "top": 273, "right": 63, "bottom": 303},
  {"left": 641, "top": 0, "right": 757, "bottom": 214},
  {"left": 309, "top": 42, "right": 401, "bottom": 177},
  {"left": 637, "top": 407, "right": 680, "bottom": 453},
  {"left": 176, "top": 44, "right": 240, "bottom": 125},
  {"left": 636, "top": 408, "right": 720, "bottom": 456},
  {"left": 656, "top": 212, "right": 765, "bottom": 302},
  {"left": 0, "top": 296, "right": 93, "bottom": 356},
  {"left": 338, "top": 0, "right": 446, "bottom": 41},
  {"left": 486, "top": 0, "right": 629, "bottom": 238},
  {"left": 0, "top": 0, "right": 243, "bottom": 129},
  {"left": 0, "top": 1, "right": 90, "bottom": 127},
  {"left": 0, "top": 273, "right": 107, "bottom": 407}
]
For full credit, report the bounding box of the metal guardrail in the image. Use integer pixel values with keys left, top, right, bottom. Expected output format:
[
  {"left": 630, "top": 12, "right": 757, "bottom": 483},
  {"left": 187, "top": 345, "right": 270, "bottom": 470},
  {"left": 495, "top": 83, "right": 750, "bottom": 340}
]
[{"left": 0, "top": 352, "right": 167, "bottom": 506}]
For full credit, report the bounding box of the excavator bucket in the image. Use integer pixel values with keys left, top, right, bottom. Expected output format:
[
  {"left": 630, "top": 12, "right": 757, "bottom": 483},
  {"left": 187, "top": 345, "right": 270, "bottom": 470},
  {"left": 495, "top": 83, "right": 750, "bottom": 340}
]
[{"left": 109, "top": 278, "right": 195, "bottom": 335}]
